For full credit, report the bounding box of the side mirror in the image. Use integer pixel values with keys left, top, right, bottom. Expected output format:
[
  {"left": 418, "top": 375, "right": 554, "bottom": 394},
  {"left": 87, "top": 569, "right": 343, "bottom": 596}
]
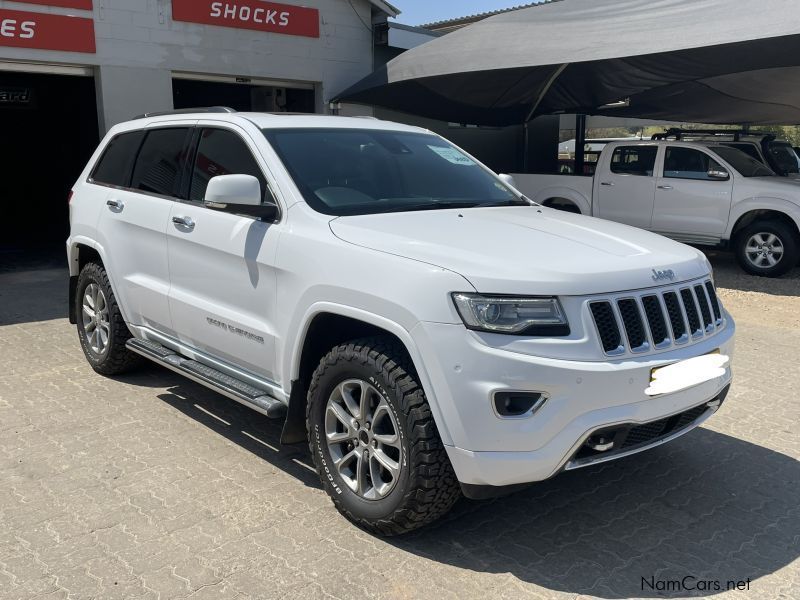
[
  {"left": 498, "top": 173, "right": 518, "bottom": 189},
  {"left": 204, "top": 174, "right": 278, "bottom": 220},
  {"left": 707, "top": 168, "right": 730, "bottom": 181}
]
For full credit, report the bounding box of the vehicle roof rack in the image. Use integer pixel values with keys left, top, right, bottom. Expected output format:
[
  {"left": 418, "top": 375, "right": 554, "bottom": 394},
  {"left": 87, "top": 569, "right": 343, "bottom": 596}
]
[
  {"left": 133, "top": 106, "right": 237, "bottom": 119},
  {"left": 651, "top": 127, "right": 775, "bottom": 142}
]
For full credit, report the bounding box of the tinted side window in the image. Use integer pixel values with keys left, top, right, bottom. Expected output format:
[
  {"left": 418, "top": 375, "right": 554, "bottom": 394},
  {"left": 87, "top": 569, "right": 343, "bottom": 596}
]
[
  {"left": 664, "top": 147, "right": 724, "bottom": 180},
  {"left": 722, "top": 142, "right": 761, "bottom": 162},
  {"left": 190, "top": 129, "right": 267, "bottom": 202},
  {"left": 130, "top": 128, "right": 191, "bottom": 197},
  {"left": 91, "top": 131, "right": 145, "bottom": 187},
  {"left": 609, "top": 146, "right": 657, "bottom": 176}
]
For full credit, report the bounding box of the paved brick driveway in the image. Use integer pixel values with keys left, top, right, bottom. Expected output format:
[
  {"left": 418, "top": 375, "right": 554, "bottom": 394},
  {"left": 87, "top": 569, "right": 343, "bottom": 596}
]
[{"left": 0, "top": 254, "right": 798, "bottom": 600}]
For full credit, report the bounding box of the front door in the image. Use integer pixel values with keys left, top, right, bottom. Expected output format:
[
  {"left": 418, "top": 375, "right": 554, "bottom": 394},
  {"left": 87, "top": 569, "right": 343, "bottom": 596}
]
[
  {"left": 652, "top": 146, "right": 734, "bottom": 238},
  {"left": 166, "top": 125, "right": 281, "bottom": 381},
  {"left": 595, "top": 144, "right": 659, "bottom": 229}
]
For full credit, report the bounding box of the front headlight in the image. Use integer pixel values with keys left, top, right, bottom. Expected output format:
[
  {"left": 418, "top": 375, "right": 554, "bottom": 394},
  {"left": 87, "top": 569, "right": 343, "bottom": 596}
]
[{"left": 451, "top": 293, "right": 570, "bottom": 335}]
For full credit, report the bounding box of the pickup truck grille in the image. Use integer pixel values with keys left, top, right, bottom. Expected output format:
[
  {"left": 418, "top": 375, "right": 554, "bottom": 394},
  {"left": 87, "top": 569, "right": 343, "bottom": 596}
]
[{"left": 588, "top": 278, "right": 724, "bottom": 356}]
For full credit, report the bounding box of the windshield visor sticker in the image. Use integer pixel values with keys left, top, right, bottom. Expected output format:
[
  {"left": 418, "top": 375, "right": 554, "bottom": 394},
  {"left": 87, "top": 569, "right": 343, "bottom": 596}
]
[{"left": 427, "top": 145, "right": 475, "bottom": 166}]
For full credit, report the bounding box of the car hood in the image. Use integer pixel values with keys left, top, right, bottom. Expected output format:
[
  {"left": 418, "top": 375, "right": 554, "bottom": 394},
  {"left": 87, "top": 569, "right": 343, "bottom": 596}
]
[
  {"left": 329, "top": 206, "right": 710, "bottom": 296},
  {"left": 747, "top": 176, "right": 800, "bottom": 199}
]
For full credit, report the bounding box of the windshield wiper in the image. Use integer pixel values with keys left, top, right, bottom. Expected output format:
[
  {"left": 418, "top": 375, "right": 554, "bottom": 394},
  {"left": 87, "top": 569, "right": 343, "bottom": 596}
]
[
  {"left": 368, "top": 198, "right": 531, "bottom": 214},
  {"left": 371, "top": 201, "right": 481, "bottom": 213}
]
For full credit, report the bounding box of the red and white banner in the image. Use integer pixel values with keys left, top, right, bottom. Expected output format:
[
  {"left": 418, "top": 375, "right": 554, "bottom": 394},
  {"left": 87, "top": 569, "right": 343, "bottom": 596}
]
[
  {"left": 172, "top": 0, "right": 320, "bottom": 39},
  {"left": 0, "top": 9, "right": 96, "bottom": 53},
  {"left": 12, "top": 0, "right": 93, "bottom": 9}
]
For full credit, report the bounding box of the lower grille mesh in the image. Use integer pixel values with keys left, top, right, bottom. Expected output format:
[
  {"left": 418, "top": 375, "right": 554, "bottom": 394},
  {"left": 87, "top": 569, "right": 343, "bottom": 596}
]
[{"left": 621, "top": 404, "right": 707, "bottom": 449}]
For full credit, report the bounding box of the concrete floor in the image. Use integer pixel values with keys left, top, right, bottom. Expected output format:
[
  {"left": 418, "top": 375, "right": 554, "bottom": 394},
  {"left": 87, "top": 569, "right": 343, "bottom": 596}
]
[{"left": 0, "top": 253, "right": 798, "bottom": 600}]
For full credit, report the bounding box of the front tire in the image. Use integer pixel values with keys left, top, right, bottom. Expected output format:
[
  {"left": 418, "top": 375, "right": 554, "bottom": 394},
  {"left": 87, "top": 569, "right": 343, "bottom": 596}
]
[
  {"left": 734, "top": 220, "right": 799, "bottom": 277},
  {"left": 76, "top": 262, "right": 141, "bottom": 375},
  {"left": 307, "top": 337, "right": 460, "bottom": 535}
]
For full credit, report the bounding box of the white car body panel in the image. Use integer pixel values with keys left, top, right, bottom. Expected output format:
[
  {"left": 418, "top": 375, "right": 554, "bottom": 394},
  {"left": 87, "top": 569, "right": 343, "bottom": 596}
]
[
  {"left": 513, "top": 139, "right": 800, "bottom": 244},
  {"left": 68, "top": 113, "right": 735, "bottom": 489}
]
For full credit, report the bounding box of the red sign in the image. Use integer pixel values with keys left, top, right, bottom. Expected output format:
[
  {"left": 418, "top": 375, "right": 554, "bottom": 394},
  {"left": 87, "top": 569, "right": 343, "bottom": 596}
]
[
  {"left": 0, "top": 9, "right": 95, "bottom": 53},
  {"left": 172, "top": 0, "right": 320, "bottom": 39},
  {"left": 13, "top": 0, "right": 93, "bottom": 9}
]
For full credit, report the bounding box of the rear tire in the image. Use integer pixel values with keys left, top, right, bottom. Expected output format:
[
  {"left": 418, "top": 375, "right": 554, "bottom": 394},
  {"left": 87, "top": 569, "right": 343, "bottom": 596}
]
[
  {"left": 307, "top": 337, "right": 460, "bottom": 535},
  {"left": 76, "top": 262, "right": 141, "bottom": 375},
  {"left": 734, "top": 220, "right": 798, "bottom": 277}
]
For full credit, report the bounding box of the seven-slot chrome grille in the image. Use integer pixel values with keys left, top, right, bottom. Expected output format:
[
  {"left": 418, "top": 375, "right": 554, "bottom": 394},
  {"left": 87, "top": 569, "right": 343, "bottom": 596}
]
[{"left": 589, "top": 278, "right": 724, "bottom": 356}]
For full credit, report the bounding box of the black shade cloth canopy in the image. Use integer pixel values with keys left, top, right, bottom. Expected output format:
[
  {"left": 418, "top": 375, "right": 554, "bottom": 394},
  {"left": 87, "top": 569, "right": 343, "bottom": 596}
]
[{"left": 337, "top": 0, "right": 800, "bottom": 126}]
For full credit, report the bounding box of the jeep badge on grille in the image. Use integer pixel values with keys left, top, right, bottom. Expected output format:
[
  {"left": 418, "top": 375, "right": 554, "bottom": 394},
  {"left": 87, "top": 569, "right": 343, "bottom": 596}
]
[{"left": 652, "top": 268, "right": 676, "bottom": 282}]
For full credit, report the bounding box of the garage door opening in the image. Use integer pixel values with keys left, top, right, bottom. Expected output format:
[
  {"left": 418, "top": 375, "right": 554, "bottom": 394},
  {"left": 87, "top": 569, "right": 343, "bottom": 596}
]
[
  {"left": 0, "top": 70, "right": 99, "bottom": 258},
  {"left": 173, "top": 78, "right": 315, "bottom": 113}
]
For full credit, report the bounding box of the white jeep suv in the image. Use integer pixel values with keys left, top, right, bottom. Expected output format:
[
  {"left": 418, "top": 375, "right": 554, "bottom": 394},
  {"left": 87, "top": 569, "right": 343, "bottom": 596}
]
[{"left": 67, "top": 109, "right": 735, "bottom": 535}]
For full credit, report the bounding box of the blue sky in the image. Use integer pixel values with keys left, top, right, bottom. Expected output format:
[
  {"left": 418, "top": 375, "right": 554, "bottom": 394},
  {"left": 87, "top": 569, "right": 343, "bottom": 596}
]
[{"left": 390, "top": 1, "right": 537, "bottom": 26}]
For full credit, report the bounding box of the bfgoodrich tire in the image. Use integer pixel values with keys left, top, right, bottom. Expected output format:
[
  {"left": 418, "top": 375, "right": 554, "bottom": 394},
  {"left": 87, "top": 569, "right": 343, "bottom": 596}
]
[
  {"left": 307, "top": 337, "right": 460, "bottom": 535},
  {"left": 76, "top": 262, "right": 141, "bottom": 375},
  {"left": 734, "top": 220, "right": 799, "bottom": 277}
]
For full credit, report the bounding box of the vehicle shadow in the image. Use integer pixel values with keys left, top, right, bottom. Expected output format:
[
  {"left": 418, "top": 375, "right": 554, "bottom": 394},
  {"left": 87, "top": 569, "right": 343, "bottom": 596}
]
[
  {"left": 136, "top": 367, "right": 799, "bottom": 598},
  {"left": 392, "top": 429, "right": 799, "bottom": 598},
  {"left": 139, "top": 374, "right": 321, "bottom": 490}
]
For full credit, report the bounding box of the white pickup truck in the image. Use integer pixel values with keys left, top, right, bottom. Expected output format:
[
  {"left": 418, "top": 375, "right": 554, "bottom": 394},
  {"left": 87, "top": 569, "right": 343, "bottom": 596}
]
[{"left": 513, "top": 140, "right": 800, "bottom": 277}]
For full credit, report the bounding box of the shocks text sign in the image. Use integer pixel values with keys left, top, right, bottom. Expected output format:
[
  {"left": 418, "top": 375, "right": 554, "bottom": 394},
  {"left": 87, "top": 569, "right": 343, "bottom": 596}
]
[{"left": 172, "top": 0, "right": 320, "bottom": 38}]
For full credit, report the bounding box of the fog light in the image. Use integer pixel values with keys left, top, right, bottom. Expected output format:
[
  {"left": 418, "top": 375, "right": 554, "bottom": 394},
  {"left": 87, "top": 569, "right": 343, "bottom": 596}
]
[{"left": 493, "top": 391, "right": 547, "bottom": 418}]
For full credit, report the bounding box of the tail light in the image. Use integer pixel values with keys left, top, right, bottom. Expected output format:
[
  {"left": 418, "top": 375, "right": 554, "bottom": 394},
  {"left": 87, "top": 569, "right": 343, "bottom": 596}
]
[{"left": 67, "top": 190, "right": 74, "bottom": 204}]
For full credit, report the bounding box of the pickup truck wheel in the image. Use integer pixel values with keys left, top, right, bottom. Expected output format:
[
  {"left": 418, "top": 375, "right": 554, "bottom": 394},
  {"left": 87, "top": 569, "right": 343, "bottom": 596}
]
[
  {"left": 307, "top": 337, "right": 460, "bottom": 535},
  {"left": 734, "top": 220, "right": 798, "bottom": 277},
  {"left": 76, "top": 262, "right": 141, "bottom": 375}
]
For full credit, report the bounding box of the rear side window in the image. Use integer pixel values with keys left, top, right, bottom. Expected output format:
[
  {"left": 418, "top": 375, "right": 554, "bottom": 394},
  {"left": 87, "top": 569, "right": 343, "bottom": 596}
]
[
  {"left": 189, "top": 128, "right": 267, "bottom": 202},
  {"left": 130, "top": 128, "right": 191, "bottom": 197},
  {"left": 722, "top": 142, "right": 762, "bottom": 162},
  {"left": 91, "top": 131, "right": 145, "bottom": 187},
  {"left": 610, "top": 146, "right": 657, "bottom": 176}
]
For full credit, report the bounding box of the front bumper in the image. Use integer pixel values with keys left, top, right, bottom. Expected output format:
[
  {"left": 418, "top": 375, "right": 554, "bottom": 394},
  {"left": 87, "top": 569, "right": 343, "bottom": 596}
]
[{"left": 411, "top": 314, "right": 734, "bottom": 488}]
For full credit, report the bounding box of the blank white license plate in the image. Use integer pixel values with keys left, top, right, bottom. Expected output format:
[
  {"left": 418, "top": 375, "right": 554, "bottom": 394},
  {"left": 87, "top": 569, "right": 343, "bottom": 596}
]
[{"left": 646, "top": 351, "right": 729, "bottom": 396}]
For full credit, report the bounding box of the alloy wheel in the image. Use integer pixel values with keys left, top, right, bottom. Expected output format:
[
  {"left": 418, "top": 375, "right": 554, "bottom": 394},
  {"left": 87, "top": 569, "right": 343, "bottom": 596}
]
[
  {"left": 81, "top": 283, "right": 110, "bottom": 355},
  {"left": 745, "top": 232, "right": 784, "bottom": 268},
  {"left": 324, "top": 379, "right": 403, "bottom": 500}
]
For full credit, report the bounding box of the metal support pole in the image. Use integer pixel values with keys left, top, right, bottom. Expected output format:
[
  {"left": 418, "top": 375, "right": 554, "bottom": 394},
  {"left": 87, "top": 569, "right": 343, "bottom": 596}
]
[{"left": 574, "top": 113, "right": 587, "bottom": 176}]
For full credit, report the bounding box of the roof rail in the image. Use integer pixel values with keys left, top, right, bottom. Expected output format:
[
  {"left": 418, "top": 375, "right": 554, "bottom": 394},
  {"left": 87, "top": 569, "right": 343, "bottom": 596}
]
[
  {"left": 133, "top": 106, "right": 237, "bottom": 119},
  {"left": 651, "top": 127, "right": 775, "bottom": 142}
]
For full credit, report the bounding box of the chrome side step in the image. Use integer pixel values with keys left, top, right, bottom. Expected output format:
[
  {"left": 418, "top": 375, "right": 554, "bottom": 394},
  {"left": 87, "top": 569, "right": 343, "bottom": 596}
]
[{"left": 126, "top": 338, "right": 287, "bottom": 419}]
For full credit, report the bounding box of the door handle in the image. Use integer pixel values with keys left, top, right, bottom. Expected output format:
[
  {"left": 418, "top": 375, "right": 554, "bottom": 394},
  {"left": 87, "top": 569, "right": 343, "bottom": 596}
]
[
  {"left": 172, "top": 216, "right": 195, "bottom": 230},
  {"left": 657, "top": 185, "right": 673, "bottom": 190},
  {"left": 106, "top": 198, "right": 124, "bottom": 210},
  {"left": 600, "top": 181, "right": 615, "bottom": 186}
]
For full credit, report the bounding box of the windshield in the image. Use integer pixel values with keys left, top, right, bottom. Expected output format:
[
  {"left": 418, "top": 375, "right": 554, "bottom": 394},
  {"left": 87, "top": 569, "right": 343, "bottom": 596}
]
[
  {"left": 262, "top": 128, "right": 522, "bottom": 215},
  {"left": 766, "top": 141, "right": 800, "bottom": 175},
  {"left": 707, "top": 145, "right": 775, "bottom": 177}
]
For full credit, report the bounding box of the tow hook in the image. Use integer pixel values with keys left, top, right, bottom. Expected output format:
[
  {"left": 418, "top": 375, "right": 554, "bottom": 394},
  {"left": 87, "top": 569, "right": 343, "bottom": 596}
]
[{"left": 586, "top": 434, "right": 614, "bottom": 452}]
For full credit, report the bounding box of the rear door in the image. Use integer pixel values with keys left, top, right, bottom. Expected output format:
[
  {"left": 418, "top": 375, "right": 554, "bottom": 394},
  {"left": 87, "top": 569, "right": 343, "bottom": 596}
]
[
  {"left": 652, "top": 145, "right": 733, "bottom": 238},
  {"left": 166, "top": 124, "right": 282, "bottom": 381},
  {"left": 95, "top": 124, "right": 194, "bottom": 334},
  {"left": 594, "top": 144, "right": 659, "bottom": 229}
]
